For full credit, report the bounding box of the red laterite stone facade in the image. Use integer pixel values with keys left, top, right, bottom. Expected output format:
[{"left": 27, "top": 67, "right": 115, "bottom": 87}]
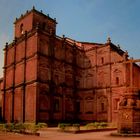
[
  {"left": 0, "top": 78, "right": 3, "bottom": 120},
  {"left": 1, "top": 8, "right": 140, "bottom": 124}
]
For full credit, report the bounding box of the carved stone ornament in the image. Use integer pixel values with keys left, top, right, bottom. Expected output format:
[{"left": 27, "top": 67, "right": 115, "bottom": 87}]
[{"left": 119, "top": 97, "right": 127, "bottom": 106}]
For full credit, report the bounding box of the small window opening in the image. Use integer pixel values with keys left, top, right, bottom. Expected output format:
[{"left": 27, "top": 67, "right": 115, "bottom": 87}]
[
  {"left": 76, "top": 101, "right": 80, "bottom": 113},
  {"left": 101, "top": 57, "right": 104, "bottom": 64},
  {"left": 42, "top": 22, "right": 46, "bottom": 30},
  {"left": 101, "top": 103, "right": 105, "bottom": 112},
  {"left": 116, "top": 77, "right": 119, "bottom": 85},
  {"left": 20, "top": 23, "right": 24, "bottom": 34},
  {"left": 54, "top": 99, "right": 60, "bottom": 112},
  {"left": 114, "top": 99, "right": 119, "bottom": 110},
  {"left": 55, "top": 75, "right": 59, "bottom": 84}
]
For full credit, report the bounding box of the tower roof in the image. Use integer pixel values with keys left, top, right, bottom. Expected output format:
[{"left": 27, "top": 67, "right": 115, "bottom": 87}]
[{"left": 14, "top": 6, "right": 57, "bottom": 24}]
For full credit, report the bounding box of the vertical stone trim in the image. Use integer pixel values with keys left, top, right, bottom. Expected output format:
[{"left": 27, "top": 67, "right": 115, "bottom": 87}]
[
  {"left": 12, "top": 39, "right": 17, "bottom": 122},
  {"left": 109, "top": 45, "right": 112, "bottom": 122},
  {"left": 3, "top": 43, "right": 8, "bottom": 122},
  {"left": 35, "top": 82, "right": 39, "bottom": 124},
  {"left": 95, "top": 46, "right": 97, "bottom": 120},
  {"left": 48, "top": 32, "right": 55, "bottom": 121},
  {"left": 123, "top": 53, "right": 127, "bottom": 95},
  {"left": 72, "top": 42, "right": 77, "bottom": 120},
  {"left": 35, "top": 28, "right": 39, "bottom": 123},
  {"left": 22, "top": 31, "right": 27, "bottom": 122},
  {"left": 62, "top": 36, "right": 66, "bottom": 121},
  {"left": 130, "top": 62, "right": 133, "bottom": 87}
]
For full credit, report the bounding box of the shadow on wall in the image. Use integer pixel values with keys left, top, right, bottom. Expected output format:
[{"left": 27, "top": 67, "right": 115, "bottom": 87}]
[
  {"left": 0, "top": 107, "right": 2, "bottom": 121},
  {"left": 0, "top": 78, "right": 3, "bottom": 122}
]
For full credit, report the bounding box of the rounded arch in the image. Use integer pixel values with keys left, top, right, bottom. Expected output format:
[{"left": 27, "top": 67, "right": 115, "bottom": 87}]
[
  {"left": 39, "top": 93, "right": 49, "bottom": 111},
  {"left": 97, "top": 95, "right": 108, "bottom": 113},
  {"left": 20, "top": 23, "right": 24, "bottom": 34}
]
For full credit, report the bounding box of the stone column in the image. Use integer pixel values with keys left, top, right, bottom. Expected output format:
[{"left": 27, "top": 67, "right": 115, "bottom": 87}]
[{"left": 118, "top": 91, "right": 140, "bottom": 134}]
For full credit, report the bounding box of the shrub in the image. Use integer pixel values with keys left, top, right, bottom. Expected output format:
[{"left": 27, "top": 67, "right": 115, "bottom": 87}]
[
  {"left": 36, "top": 123, "right": 48, "bottom": 129},
  {"left": 100, "top": 122, "right": 108, "bottom": 128},
  {"left": 23, "top": 123, "right": 38, "bottom": 133},
  {"left": 14, "top": 123, "right": 25, "bottom": 132},
  {"left": 73, "top": 124, "right": 80, "bottom": 127},
  {"left": 0, "top": 124, "right": 5, "bottom": 131},
  {"left": 86, "top": 122, "right": 98, "bottom": 129},
  {"left": 0, "top": 123, "right": 44, "bottom": 133},
  {"left": 4, "top": 123, "right": 15, "bottom": 132},
  {"left": 58, "top": 123, "right": 71, "bottom": 130},
  {"left": 72, "top": 124, "right": 80, "bottom": 131},
  {"left": 93, "top": 122, "right": 100, "bottom": 128},
  {"left": 86, "top": 122, "right": 108, "bottom": 129},
  {"left": 58, "top": 123, "right": 65, "bottom": 130}
]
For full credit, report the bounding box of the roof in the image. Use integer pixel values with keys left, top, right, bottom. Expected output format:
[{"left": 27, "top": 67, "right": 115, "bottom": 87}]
[
  {"left": 14, "top": 6, "right": 57, "bottom": 24},
  {"left": 109, "top": 42, "right": 125, "bottom": 56},
  {"left": 80, "top": 41, "right": 103, "bottom": 46}
]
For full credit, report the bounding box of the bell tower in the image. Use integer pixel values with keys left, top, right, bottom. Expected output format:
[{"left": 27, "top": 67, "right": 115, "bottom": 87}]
[
  {"left": 14, "top": 6, "right": 57, "bottom": 38},
  {"left": 3, "top": 7, "right": 57, "bottom": 123}
]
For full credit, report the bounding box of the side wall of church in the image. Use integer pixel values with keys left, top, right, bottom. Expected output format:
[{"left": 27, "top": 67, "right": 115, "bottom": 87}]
[
  {"left": 3, "top": 32, "right": 38, "bottom": 123},
  {"left": 76, "top": 43, "right": 128, "bottom": 123}
]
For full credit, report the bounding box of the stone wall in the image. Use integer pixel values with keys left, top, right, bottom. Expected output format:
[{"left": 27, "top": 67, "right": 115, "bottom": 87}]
[{"left": 2, "top": 8, "right": 140, "bottom": 124}]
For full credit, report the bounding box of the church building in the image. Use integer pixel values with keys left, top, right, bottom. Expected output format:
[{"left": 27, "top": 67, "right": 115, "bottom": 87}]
[{"left": 1, "top": 7, "right": 140, "bottom": 124}]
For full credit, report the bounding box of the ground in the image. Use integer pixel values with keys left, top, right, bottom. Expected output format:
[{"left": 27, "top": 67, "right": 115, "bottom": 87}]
[{"left": 0, "top": 130, "right": 140, "bottom": 140}]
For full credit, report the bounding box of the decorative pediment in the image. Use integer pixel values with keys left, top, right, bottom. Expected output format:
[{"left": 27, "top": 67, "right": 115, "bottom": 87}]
[
  {"left": 98, "top": 49, "right": 108, "bottom": 54},
  {"left": 98, "top": 71, "right": 107, "bottom": 76},
  {"left": 114, "top": 69, "right": 122, "bottom": 73},
  {"left": 85, "top": 96, "right": 94, "bottom": 100},
  {"left": 86, "top": 73, "right": 93, "bottom": 77}
]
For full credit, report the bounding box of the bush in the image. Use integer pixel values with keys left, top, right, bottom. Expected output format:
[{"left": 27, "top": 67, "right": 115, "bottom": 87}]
[
  {"left": 86, "top": 122, "right": 98, "bottom": 129},
  {"left": 4, "top": 123, "right": 15, "bottom": 132},
  {"left": 23, "top": 123, "right": 38, "bottom": 133},
  {"left": 86, "top": 122, "right": 108, "bottom": 129},
  {"left": 58, "top": 123, "right": 80, "bottom": 131},
  {"left": 36, "top": 123, "right": 48, "bottom": 129},
  {"left": 58, "top": 123, "right": 71, "bottom": 130},
  {"left": 0, "top": 124, "right": 5, "bottom": 131},
  {"left": 0, "top": 122, "right": 45, "bottom": 133},
  {"left": 72, "top": 124, "right": 80, "bottom": 131},
  {"left": 73, "top": 124, "right": 80, "bottom": 127},
  {"left": 100, "top": 122, "right": 108, "bottom": 128},
  {"left": 14, "top": 123, "right": 25, "bottom": 132}
]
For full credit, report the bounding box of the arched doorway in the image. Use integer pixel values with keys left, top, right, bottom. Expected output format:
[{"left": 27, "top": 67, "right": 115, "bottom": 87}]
[{"left": 97, "top": 95, "right": 108, "bottom": 121}]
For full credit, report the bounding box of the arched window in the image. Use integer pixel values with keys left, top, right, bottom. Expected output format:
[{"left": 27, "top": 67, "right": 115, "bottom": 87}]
[
  {"left": 114, "top": 99, "right": 119, "bottom": 110},
  {"left": 76, "top": 101, "right": 80, "bottom": 113},
  {"left": 85, "top": 97, "right": 93, "bottom": 114},
  {"left": 101, "top": 103, "right": 105, "bottom": 111},
  {"left": 101, "top": 57, "right": 104, "bottom": 64},
  {"left": 54, "top": 98, "right": 60, "bottom": 112},
  {"left": 20, "top": 23, "right": 24, "bottom": 34},
  {"left": 98, "top": 96, "right": 108, "bottom": 113},
  {"left": 116, "top": 77, "right": 119, "bottom": 85},
  {"left": 42, "top": 22, "right": 46, "bottom": 30}
]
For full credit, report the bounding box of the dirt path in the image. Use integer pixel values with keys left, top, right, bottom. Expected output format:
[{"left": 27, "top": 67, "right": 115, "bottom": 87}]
[{"left": 0, "top": 130, "right": 140, "bottom": 140}]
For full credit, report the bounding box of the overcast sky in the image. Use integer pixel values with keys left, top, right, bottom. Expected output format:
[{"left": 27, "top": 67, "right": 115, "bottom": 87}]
[{"left": 0, "top": 0, "right": 140, "bottom": 77}]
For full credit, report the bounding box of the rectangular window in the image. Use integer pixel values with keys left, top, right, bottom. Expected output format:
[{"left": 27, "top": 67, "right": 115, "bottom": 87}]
[
  {"left": 114, "top": 99, "right": 119, "bottom": 110},
  {"left": 116, "top": 77, "right": 119, "bottom": 85},
  {"left": 101, "top": 103, "right": 105, "bottom": 112},
  {"left": 101, "top": 57, "right": 104, "bottom": 64},
  {"left": 55, "top": 75, "right": 59, "bottom": 85},
  {"left": 85, "top": 100, "right": 93, "bottom": 114},
  {"left": 76, "top": 101, "right": 80, "bottom": 113},
  {"left": 54, "top": 99, "right": 60, "bottom": 112}
]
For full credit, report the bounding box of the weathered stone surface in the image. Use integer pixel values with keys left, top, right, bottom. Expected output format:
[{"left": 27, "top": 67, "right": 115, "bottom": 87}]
[
  {"left": 118, "top": 91, "right": 140, "bottom": 134},
  {"left": 1, "top": 8, "right": 140, "bottom": 124}
]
